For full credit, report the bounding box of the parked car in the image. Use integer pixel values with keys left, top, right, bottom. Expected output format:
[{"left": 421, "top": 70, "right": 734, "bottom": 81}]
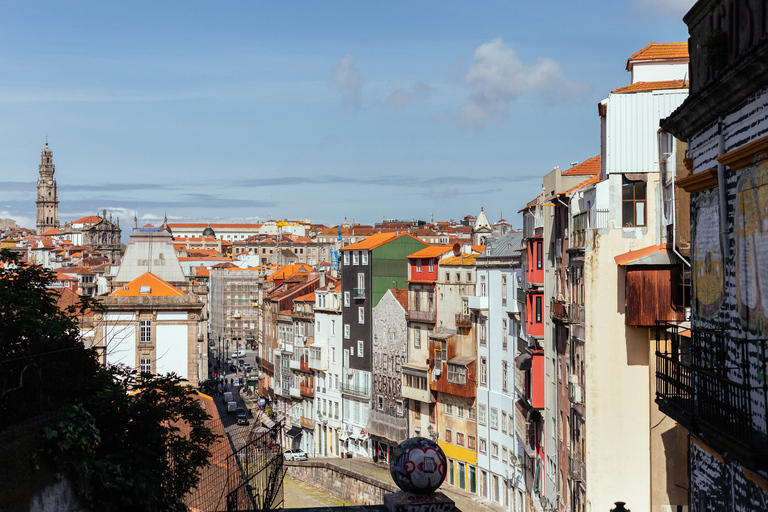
[
  {"left": 226, "top": 357, "right": 232, "bottom": 365},
  {"left": 226, "top": 401, "right": 237, "bottom": 413},
  {"left": 243, "top": 363, "right": 252, "bottom": 373},
  {"left": 236, "top": 408, "right": 249, "bottom": 425},
  {"left": 284, "top": 449, "right": 308, "bottom": 461},
  {"left": 231, "top": 350, "right": 246, "bottom": 359},
  {"left": 229, "top": 364, "right": 237, "bottom": 372}
]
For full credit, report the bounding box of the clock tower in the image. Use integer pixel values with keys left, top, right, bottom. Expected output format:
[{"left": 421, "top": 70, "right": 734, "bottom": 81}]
[{"left": 36, "top": 143, "right": 59, "bottom": 234}]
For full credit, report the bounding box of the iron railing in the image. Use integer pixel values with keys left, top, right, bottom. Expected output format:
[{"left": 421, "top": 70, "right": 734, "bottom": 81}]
[
  {"left": 550, "top": 300, "right": 568, "bottom": 322},
  {"left": 655, "top": 321, "right": 768, "bottom": 455},
  {"left": 408, "top": 310, "right": 436, "bottom": 322}
]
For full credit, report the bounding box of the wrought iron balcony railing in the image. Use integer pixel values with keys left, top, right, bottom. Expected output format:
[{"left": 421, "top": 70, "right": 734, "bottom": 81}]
[
  {"left": 550, "top": 299, "right": 568, "bottom": 322},
  {"left": 654, "top": 321, "right": 768, "bottom": 466}
]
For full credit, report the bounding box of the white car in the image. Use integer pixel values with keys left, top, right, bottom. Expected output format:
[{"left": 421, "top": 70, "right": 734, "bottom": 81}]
[
  {"left": 284, "top": 449, "right": 308, "bottom": 461},
  {"left": 231, "top": 350, "right": 246, "bottom": 359}
]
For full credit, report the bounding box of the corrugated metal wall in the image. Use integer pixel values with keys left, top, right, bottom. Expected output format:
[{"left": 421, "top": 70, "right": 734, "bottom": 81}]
[
  {"left": 606, "top": 90, "right": 688, "bottom": 174},
  {"left": 371, "top": 237, "right": 427, "bottom": 307}
]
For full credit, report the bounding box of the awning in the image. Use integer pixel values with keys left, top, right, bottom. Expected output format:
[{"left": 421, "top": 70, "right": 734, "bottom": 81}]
[
  {"left": 251, "top": 426, "right": 270, "bottom": 436},
  {"left": 285, "top": 425, "right": 303, "bottom": 438},
  {"left": 360, "top": 433, "right": 369, "bottom": 441},
  {"left": 339, "top": 433, "right": 349, "bottom": 441},
  {"left": 614, "top": 243, "right": 684, "bottom": 266},
  {"left": 429, "top": 331, "right": 454, "bottom": 341},
  {"left": 263, "top": 419, "right": 276, "bottom": 429},
  {"left": 515, "top": 352, "right": 532, "bottom": 370},
  {"left": 402, "top": 363, "right": 429, "bottom": 377},
  {"left": 447, "top": 355, "right": 475, "bottom": 366}
]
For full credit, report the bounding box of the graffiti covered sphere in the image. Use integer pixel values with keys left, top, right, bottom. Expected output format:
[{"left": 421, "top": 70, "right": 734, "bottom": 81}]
[{"left": 390, "top": 437, "right": 447, "bottom": 493}]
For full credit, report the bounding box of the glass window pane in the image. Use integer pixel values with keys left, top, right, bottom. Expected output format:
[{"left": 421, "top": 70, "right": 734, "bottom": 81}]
[
  {"left": 622, "top": 182, "right": 634, "bottom": 199},
  {"left": 636, "top": 202, "right": 646, "bottom": 226},
  {"left": 622, "top": 202, "right": 635, "bottom": 227}
]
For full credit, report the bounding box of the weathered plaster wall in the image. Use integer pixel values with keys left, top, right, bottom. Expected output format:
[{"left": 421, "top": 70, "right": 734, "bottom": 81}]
[{"left": 286, "top": 461, "right": 398, "bottom": 506}]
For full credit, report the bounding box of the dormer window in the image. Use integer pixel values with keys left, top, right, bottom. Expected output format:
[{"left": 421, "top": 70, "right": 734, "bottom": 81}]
[{"left": 139, "top": 286, "right": 151, "bottom": 294}]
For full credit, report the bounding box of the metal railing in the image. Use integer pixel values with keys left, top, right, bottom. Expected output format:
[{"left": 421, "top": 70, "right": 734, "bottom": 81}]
[
  {"left": 455, "top": 313, "right": 472, "bottom": 328},
  {"left": 654, "top": 321, "right": 767, "bottom": 452},
  {"left": 352, "top": 288, "right": 366, "bottom": 299},
  {"left": 340, "top": 382, "right": 371, "bottom": 397},
  {"left": 550, "top": 300, "right": 568, "bottom": 322},
  {"left": 407, "top": 310, "right": 436, "bottom": 322}
]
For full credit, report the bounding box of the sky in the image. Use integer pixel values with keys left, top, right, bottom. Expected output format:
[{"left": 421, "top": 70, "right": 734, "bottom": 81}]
[{"left": 0, "top": 0, "right": 696, "bottom": 233}]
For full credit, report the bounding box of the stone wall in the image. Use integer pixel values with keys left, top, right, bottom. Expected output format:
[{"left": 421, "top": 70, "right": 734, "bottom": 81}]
[{"left": 286, "top": 461, "right": 398, "bottom": 506}]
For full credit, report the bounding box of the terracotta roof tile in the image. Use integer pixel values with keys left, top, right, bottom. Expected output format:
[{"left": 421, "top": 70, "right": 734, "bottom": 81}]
[
  {"left": 341, "top": 232, "right": 398, "bottom": 251},
  {"left": 562, "top": 155, "right": 601, "bottom": 176},
  {"left": 612, "top": 79, "right": 688, "bottom": 94},
  {"left": 295, "top": 291, "right": 315, "bottom": 302},
  {"left": 73, "top": 215, "right": 102, "bottom": 224},
  {"left": 391, "top": 288, "right": 408, "bottom": 310},
  {"left": 627, "top": 42, "right": 688, "bottom": 68},
  {"left": 564, "top": 174, "right": 601, "bottom": 194},
  {"left": 440, "top": 253, "right": 479, "bottom": 266},
  {"left": 407, "top": 245, "right": 453, "bottom": 259},
  {"left": 110, "top": 272, "right": 186, "bottom": 297}
]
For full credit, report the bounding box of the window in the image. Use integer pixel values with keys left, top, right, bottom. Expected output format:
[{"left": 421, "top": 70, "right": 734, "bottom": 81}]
[
  {"left": 622, "top": 176, "right": 647, "bottom": 227},
  {"left": 350, "top": 345, "right": 354, "bottom": 356},
  {"left": 502, "top": 446, "right": 508, "bottom": 464},
  {"left": 396, "top": 400, "right": 403, "bottom": 416},
  {"left": 502, "top": 319, "right": 508, "bottom": 350},
  {"left": 357, "top": 273, "right": 365, "bottom": 290},
  {"left": 445, "top": 402, "right": 453, "bottom": 415},
  {"left": 344, "top": 324, "right": 350, "bottom": 339},
  {"left": 469, "top": 406, "right": 476, "bottom": 420},
  {"left": 378, "top": 396, "right": 383, "bottom": 410},
  {"left": 456, "top": 403, "right": 464, "bottom": 418},
  {"left": 479, "top": 438, "right": 487, "bottom": 453},
  {"left": 491, "top": 442, "right": 499, "bottom": 459},
  {"left": 456, "top": 272, "right": 461, "bottom": 282},
  {"left": 456, "top": 432, "right": 465, "bottom": 446},
  {"left": 447, "top": 363, "right": 467, "bottom": 384},
  {"left": 490, "top": 407, "right": 498, "bottom": 429},
  {"left": 344, "top": 291, "right": 350, "bottom": 307},
  {"left": 344, "top": 252, "right": 350, "bottom": 265},
  {"left": 429, "top": 259, "right": 434, "bottom": 272},
  {"left": 536, "top": 241, "right": 543, "bottom": 270},
  {"left": 358, "top": 307, "right": 364, "bottom": 324},
  {"left": 416, "top": 260, "right": 422, "bottom": 272},
  {"left": 502, "top": 411, "right": 508, "bottom": 433},
  {"left": 140, "top": 358, "right": 151, "bottom": 374},
  {"left": 480, "top": 275, "right": 486, "bottom": 296},
  {"left": 335, "top": 402, "right": 339, "bottom": 419},
  {"left": 140, "top": 320, "right": 151, "bottom": 343},
  {"left": 414, "top": 328, "right": 421, "bottom": 349},
  {"left": 468, "top": 435, "right": 476, "bottom": 450},
  {"left": 480, "top": 357, "right": 487, "bottom": 386},
  {"left": 502, "top": 361, "right": 508, "bottom": 392},
  {"left": 353, "top": 252, "right": 359, "bottom": 265},
  {"left": 535, "top": 296, "right": 542, "bottom": 323},
  {"left": 362, "top": 252, "right": 368, "bottom": 265},
  {"left": 466, "top": 272, "right": 472, "bottom": 283},
  {"left": 357, "top": 340, "right": 364, "bottom": 357},
  {"left": 445, "top": 429, "right": 452, "bottom": 443},
  {"left": 332, "top": 347, "right": 336, "bottom": 362},
  {"left": 479, "top": 317, "right": 486, "bottom": 345},
  {"left": 478, "top": 403, "right": 487, "bottom": 426},
  {"left": 445, "top": 272, "right": 450, "bottom": 282},
  {"left": 501, "top": 274, "right": 507, "bottom": 306}
]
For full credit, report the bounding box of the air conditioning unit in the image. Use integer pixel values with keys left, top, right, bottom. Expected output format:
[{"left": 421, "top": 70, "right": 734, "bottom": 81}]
[
  {"left": 569, "top": 382, "right": 584, "bottom": 404},
  {"left": 433, "top": 368, "right": 441, "bottom": 377}
]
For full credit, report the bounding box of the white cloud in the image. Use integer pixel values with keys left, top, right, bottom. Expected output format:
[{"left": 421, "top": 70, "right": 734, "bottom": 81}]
[
  {"left": 331, "top": 55, "right": 364, "bottom": 109},
  {"left": 634, "top": 0, "right": 695, "bottom": 18},
  {"left": 457, "top": 37, "right": 590, "bottom": 129},
  {"left": 387, "top": 81, "right": 435, "bottom": 110},
  {"left": 0, "top": 211, "right": 35, "bottom": 229}
]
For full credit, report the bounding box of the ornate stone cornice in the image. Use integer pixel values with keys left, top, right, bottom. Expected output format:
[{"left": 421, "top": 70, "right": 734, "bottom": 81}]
[
  {"left": 717, "top": 134, "right": 768, "bottom": 171},
  {"left": 675, "top": 167, "right": 719, "bottom": 193}
]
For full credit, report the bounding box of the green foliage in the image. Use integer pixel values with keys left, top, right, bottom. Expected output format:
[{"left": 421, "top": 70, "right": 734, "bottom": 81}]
[{"left": 0, "top": 250, "right": 218, "bottom": 511}]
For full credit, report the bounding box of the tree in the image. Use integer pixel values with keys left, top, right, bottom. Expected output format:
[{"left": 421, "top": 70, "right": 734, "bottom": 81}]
[{"left": 1, "top": 249, "right": 217, "bottom": 511}]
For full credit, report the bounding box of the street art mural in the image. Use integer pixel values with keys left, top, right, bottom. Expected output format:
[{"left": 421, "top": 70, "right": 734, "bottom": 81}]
[
  {"left": 735, "top": 161, "right": 768, "bottom": 334},
  {"left": 692, "top": 189, "right": 725, "bottom": 321}
]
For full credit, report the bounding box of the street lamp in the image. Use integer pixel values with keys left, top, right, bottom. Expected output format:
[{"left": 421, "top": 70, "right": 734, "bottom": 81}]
[
  {"left": 610, "top": 502, "right": 630, "bottom": 512},
  {"left": 427, "top": 424, "right": 437, "bottom": 440}
]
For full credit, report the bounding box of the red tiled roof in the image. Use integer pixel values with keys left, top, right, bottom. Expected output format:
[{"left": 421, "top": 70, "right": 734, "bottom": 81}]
[
  {"left": 295, "top": 291, "right": 315, "bottom": 302},
  {"left": 73, "top": 215, "right": 102, "bottom": 224},
  {"left": 41, "top": 228, "right": 59, "bottom": 236},
  {"left": 341, "top": 232, "right": 398, "bottom": 251},
  {"left": 391, "top": 289, "right": 408, "bottom": 310},
  {"left": 564, "top": 174, "right": 601, "bottom": 195},
  {"left": 407, "top": 245, "right": 452, "bottom": 259},
  {"left": 627, "top": 42, "right": 688, "bottom": 68},
  {"left": 111, "top": 272, "right": 185, "bottom": 297},
  {"left": 612, "top": 80, "right": 688, "bottom": 94},
  {"left": 168, "top": 223, "right": 262, "bottom": 229},
  {"left": 562, "top": 155, "right": 601, "bottom": 176}
]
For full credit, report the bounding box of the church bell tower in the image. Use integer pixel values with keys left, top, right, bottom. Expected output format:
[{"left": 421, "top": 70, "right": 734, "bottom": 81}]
[{"left": 36, "top": 143, "right": 59, "bottom": 234}]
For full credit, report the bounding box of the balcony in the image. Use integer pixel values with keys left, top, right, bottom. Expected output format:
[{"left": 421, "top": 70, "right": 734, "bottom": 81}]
[
  {"left": 300, "top": 357, "right": 311, "bottom": 373},
  {"left": 259, "top": 358, "right": 274, "bottom": 373},
  {"left": 467, "top": 295, "right": 489, "bottom": 311},
  {"left": 655, "top": 322, "right": 768, "bottom": 468},
  {"left": 300, "top": 384, "right": 314, "bottom": 398},
  {"left": 341, "top": 381, "right": 371, "bottom": 397},
  {"left": 568, "top": 303, "right": 584, "bottom": 324},
  {"left": 294, "top": 335, "right": 306, "bottom": 347},
  {"left": 550, "top": 299, "right": 568, "bottom": 322},
  {"left": 293, "top": 309, "right": 313, "bottom": 319},
  {"left": 289, "top": 359, "right": 300, "bottom": 370},
  {"left": 407, "top": 310, "right": 436, "bottom": 323},
  {"left": 353, "top": 288, "right": 366, "bottom": 299},
  {"left": 516, "top": 287, "right": 525, "bottom": 303},
  {"left": 569, "top": 456, "right": 585, "bottom": 482},
  {"left": 289, "top": 387, "right": 301, "bottom": 399},
  {"left": 455, "top": 313, "right": 472, "bottom": 328}
]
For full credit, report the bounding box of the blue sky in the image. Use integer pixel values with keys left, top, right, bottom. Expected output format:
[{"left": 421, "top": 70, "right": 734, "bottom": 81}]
[{"left": 0, "top": 0, "right": 694, "bottom": 231}]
